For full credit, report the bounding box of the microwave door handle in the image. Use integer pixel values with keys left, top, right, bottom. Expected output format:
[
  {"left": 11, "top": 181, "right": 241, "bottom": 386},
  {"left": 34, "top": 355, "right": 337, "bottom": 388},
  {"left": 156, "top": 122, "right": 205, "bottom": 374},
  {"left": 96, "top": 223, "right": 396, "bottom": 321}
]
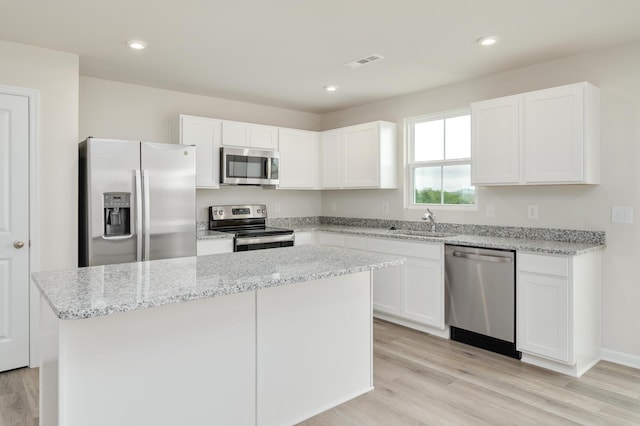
[{"left": 265, "top": 156, "right": 271, "bottom": 179}]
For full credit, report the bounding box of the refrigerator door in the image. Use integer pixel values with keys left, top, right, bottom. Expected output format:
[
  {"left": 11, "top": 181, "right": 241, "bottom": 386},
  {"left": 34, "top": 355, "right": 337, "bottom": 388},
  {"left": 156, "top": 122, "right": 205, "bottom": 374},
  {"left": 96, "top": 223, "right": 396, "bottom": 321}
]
[
  {"left": 141, "top": 142, "right": 196, "bottom": 261},
  {"left": 80, "top": 138, "right": 141, "bottom": 266}
]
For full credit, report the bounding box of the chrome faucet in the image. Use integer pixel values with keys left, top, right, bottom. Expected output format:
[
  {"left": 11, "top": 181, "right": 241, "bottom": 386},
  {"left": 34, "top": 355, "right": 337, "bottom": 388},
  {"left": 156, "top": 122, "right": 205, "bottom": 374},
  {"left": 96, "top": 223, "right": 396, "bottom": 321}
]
[{"left": 421, "top": 208, "right": 436, "bottom": 232}]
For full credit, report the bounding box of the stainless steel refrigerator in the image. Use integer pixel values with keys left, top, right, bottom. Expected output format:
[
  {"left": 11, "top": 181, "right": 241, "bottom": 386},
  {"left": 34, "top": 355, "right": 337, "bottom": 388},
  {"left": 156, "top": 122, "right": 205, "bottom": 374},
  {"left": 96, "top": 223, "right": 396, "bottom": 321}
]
[{"left": 79, "top": 137, "right": 196, "bottom": 267}]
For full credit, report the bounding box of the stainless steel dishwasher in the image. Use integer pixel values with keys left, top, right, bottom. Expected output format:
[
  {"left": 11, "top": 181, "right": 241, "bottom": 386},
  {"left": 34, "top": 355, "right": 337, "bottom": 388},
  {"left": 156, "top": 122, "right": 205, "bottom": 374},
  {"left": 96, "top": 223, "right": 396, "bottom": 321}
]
[{"left": 445, "top": 245, "right": 520, "bottom": 359}]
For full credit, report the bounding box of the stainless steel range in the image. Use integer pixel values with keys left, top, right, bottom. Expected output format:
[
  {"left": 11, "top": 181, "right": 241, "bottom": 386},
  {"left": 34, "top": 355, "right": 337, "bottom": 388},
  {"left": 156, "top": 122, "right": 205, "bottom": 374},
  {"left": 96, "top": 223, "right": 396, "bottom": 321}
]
[{"left": 209, "top": 204, "right": 294, "bottom": 251}]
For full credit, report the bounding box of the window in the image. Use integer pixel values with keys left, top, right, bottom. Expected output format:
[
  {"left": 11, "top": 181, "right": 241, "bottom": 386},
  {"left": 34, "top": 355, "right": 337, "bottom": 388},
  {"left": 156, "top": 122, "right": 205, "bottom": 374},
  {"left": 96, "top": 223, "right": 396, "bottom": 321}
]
[{"left": 407, "top": 110, "right": 475, "bottom": 207}]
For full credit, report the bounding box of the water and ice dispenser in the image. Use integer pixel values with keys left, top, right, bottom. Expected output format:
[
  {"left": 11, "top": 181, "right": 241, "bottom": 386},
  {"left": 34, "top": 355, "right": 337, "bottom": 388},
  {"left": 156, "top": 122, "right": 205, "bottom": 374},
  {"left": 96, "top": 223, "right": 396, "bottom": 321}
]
[{"left": 103, "top": 192, "right": 131, "bottom": 237}]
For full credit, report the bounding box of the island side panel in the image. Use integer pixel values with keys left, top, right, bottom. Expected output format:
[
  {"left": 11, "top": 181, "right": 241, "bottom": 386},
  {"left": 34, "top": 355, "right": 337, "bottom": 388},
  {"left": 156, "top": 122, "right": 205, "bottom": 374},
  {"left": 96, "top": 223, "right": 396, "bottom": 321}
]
[
  {"left": 50, "top": 292, "right": 256, "bottom": 426},
  {"left": 256, "top": 271, "right": 373, "bottom": 426},
  {"left": 40, "top": 296, "right": 60, "bottom": 426}
]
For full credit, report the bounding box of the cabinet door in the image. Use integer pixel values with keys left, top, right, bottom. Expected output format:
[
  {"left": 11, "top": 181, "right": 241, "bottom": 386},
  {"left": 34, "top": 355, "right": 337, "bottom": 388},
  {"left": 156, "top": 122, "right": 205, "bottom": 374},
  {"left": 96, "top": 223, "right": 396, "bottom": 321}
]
[
  {"left": 221, "top": 121, "right": 278, "bottom": 150},
  {"left": 517, "top": 272, "right": 570, "bottom": 363},
  {"left": 523, "top": 84, "right": 584, "bottom": 183},
  {"left": 294, "top": 231, "right": 317, "bottom": 246},
  {"left": 403, "top": 257, "right": 444, "bottom": 328},
  {"left": 372, "top": 264, "right": 403, "bottom": 315},
  {"left": 316, "top": 232, "right": 345, "bottom": 247},
  {"left": 180, "top": 115, "right": 221, "bottom": 188},
  {"left": 321, "top": 130, "right": 343, "bottom": 188},
  {"left": 278, "top": 128, "right": 320, "bottom": 189},
  {"left": 343, "top": 122, "right": 379, "bottom": 188},
  {"left": 196, "top": 239, "right": 233, "bottom": 255},
  {"left": 471, "top": 95, "right": 520, "bottom": 185}
]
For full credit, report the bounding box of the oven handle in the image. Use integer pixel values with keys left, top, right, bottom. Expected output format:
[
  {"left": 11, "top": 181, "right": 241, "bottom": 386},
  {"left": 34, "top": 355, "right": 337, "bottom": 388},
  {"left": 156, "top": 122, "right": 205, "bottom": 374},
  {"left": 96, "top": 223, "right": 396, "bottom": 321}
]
[{"left": 235, "top": 234, "right": 295, "bottom": 246}]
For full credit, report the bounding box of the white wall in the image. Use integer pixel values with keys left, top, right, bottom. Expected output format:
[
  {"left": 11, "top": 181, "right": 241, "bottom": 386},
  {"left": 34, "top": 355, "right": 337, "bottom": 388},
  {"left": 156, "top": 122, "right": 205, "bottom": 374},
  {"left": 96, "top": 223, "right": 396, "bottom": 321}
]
[
  {"left": 79, "top": 77, "right": 322, "bottom": 220},
  {"left": 321, "top": 40, "right": 640, "bottom": 361},
  {"left": 0, "top": 40, "right": 79, "bottom": 271}
]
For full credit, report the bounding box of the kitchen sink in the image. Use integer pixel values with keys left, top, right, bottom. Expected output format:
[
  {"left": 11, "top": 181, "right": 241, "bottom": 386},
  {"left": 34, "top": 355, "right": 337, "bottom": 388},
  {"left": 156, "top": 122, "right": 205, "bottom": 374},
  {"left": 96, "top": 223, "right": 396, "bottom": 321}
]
[{"left": 389, "top": 229, "right": 457, "bottom": 238}]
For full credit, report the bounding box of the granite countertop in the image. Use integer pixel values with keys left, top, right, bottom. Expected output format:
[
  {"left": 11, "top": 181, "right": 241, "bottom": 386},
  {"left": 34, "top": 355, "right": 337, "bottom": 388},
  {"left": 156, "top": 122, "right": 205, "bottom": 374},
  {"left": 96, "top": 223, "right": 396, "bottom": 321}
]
[
  {"left": 290, "top": 225, "right": 605, "bottom": 255},
  {"left": 32, "top": 245, "right": 404, "bottom": 321}
]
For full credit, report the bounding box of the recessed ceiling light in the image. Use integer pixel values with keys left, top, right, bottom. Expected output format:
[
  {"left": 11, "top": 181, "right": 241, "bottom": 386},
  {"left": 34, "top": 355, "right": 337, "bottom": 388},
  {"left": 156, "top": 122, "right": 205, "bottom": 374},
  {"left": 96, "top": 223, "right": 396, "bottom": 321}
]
[
  {"left": 324, "top": 85, "right": 338, "bottom": 92},
  {"left": 477, "top": 36, "right": 499, "bottom": 46},
  {"left": 127, "top": 40, "right": 147, "bottom": 50}
]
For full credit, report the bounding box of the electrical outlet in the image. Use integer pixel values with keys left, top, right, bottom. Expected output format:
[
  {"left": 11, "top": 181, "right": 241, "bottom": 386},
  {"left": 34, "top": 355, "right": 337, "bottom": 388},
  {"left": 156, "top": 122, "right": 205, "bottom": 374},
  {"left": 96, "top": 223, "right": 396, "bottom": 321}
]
[
  {"left": 486, "top": 204, "right": 495, "bottom": 218},
  {"left": 330, "top": 202, "right": 337, "bottom": 213},
  {"left": 382, "top": 202, "right": 389, "bottom": 214},
  {"left": 274, "top": 203, "right": 281, "bottom": 213},
  {"left": 611, "top": 206, "right": 634, "bottom": 224},
  {"left": 527, "top": 205, "right": 538, "bottom": 219}
]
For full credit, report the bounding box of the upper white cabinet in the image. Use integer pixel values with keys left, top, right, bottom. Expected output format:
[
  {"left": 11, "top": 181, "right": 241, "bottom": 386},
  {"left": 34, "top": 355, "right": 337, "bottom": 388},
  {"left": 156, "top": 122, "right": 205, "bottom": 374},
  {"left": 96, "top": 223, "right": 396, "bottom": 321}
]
[
  {"left": 471, "top": 82, "right": 600, "bottom": 186},
  {"left": 278, "top": 128, "right": 321, "bottom": 189},
  {"left": 320, "top": 130, "right": 343, "bottom": 189},
  {"left": 221, "top": 120, "right": 278, "bottom": 150},
  {"left": 321, "top": 121, "right": 398, "bottom": 189},
  {"left": 471, "top": 95, "right": 520, "bottom": 184},
  {"left": 178, "top": 114, "right": 221, "bottom": 188}
]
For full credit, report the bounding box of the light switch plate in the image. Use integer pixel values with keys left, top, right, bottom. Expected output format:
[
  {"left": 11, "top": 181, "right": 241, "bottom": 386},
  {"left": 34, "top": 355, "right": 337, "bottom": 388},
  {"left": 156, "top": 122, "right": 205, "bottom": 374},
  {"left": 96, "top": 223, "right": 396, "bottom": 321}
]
[
  {"left": 527, "top": 205, "right": 538, "bottom": 219},
  {"left": 382, "top": 202, "right": 389, "bottom": 214},
  {"left": 611, "top": 206, "right": 634, "bottom": 224},
  {"left": 330, "top": 202, "right": 337, "bottom": 213}
]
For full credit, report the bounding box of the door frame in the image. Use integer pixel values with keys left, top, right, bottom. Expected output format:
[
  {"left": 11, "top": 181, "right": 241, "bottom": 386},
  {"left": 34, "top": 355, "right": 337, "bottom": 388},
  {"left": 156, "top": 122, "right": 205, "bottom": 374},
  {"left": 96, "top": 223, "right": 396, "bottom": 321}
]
[{"left": 0, "top": 84, "right": 41, "bottom": 367}]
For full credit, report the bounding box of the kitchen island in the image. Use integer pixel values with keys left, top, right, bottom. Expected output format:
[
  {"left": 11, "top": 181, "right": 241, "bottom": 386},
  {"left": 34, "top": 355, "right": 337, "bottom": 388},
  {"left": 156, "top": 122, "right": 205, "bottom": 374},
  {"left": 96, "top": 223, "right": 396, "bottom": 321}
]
[{"left": 32, "top": 245, "right": 404, "bottom": 426}]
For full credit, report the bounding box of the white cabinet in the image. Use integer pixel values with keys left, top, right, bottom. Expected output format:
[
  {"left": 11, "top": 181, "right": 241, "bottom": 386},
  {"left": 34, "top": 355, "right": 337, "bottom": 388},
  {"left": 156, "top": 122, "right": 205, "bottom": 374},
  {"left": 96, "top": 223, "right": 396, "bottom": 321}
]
[
  {"left": 321, "top": 121, "right": 397, "bottom": 189},
  {"left": 221, "top": 120, "right": 278, "bottom": 150},
  {"left": 278, "top": 128, "right": 321, "bottom": 189},
  {"left": 471, "top": 82, "right": 600, "bottom": 186},
  {"left": 517, "top": 251, "right": 601, "bottom": 377},
  {"left": 367, "top": 238, "right": 445, "bottom": 333},
  {"left": 197, "top": 239, "right": 233, "bottom": 255},
  {"left": 178, "top": 115, "right": 221, "bottom": 188},
  {"left": 471, "top": 96, "right": 520, "bottom": 184},
  {"left": 293, "top": 231, "right": 317, "bottom": 246},
  {"left": 320, "top": 130, "right": 342, "bottom": 189}
]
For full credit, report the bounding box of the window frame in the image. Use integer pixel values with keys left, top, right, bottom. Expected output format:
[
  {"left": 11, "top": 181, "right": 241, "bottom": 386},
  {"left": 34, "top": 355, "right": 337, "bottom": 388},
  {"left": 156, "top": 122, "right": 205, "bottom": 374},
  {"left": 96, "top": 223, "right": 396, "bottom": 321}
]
[{"left": 405, "top": 108, "right": 478, "bottom": 210}]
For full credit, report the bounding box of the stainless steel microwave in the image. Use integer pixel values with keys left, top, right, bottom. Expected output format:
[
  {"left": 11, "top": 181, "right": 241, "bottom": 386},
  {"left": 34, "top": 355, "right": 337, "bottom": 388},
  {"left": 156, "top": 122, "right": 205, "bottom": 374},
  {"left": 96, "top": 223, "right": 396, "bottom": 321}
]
[{"left": 220, "top": 147, "right": 279, "bottom": 185}]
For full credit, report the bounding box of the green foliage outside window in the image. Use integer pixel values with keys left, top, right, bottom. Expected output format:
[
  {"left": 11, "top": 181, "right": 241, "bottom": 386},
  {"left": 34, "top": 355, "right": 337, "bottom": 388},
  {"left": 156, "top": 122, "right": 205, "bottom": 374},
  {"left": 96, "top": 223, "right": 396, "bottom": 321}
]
[{"left": 415, "top": 188, "right": 475, "bottom": 205}]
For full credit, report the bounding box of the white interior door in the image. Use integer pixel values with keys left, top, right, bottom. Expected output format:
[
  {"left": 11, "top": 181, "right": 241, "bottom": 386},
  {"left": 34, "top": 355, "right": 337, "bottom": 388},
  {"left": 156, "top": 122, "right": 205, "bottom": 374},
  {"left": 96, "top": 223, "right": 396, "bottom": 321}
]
[{"left": 0, "top": 93, "right": 30, "bottom": 372}]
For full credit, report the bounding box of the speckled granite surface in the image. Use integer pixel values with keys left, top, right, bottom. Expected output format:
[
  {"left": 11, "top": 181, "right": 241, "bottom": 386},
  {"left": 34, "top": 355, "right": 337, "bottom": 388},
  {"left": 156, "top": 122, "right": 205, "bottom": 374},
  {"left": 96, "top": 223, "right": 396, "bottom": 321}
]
[
  {"left": 197, "top": 216, "right": 605, "bottom": 254},
  {"left": 302, "top": 225, "right": 603, "bottom": 255},
  {"left": 32, "top": 245, "right": 404, "bottom": 320}
]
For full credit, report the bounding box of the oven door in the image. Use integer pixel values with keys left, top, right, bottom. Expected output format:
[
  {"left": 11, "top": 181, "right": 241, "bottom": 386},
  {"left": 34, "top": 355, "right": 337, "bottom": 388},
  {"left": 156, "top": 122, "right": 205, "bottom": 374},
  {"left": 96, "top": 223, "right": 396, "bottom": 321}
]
[
  {"left": 220, "top": 147, "right": 279, "bottom": 185},
  {"left": 234, "top": 234, "right": 294, "bottom": 251}
]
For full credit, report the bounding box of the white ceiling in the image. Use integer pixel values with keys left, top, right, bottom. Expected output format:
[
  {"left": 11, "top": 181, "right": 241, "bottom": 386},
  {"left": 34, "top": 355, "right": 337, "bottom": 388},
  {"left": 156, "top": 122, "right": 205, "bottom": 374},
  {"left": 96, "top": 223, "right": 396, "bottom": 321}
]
[{"left": 2, "top": 0, "right": 640, "bottom": 113}]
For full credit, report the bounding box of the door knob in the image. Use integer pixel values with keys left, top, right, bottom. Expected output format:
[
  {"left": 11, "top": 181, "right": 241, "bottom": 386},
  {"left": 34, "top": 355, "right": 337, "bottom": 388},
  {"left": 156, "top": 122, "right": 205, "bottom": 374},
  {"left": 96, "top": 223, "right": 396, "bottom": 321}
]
[{"left": 13, "top": 240, "right": 25, "bottom": 249}]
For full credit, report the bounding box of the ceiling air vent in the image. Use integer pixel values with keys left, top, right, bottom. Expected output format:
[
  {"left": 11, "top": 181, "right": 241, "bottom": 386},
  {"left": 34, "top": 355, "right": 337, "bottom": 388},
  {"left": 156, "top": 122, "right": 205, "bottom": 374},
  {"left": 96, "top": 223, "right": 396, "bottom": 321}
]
[{"left": 344, "top": 53, "right": 385, "bottom": 69}]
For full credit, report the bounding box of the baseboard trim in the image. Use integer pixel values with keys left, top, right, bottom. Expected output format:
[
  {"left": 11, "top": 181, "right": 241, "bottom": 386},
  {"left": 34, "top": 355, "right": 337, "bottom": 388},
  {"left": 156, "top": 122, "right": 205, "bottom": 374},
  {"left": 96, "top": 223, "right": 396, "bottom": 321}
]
[{"left": 602, "top": 348, "right": 640, "bottom": 370}]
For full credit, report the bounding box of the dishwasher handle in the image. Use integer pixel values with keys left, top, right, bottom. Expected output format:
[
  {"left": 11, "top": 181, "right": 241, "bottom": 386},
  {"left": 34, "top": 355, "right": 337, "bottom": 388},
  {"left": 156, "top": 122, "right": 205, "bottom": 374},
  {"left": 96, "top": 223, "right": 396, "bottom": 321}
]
[{"left": 452, "top": 251, "right": 513, "bottom": 263}]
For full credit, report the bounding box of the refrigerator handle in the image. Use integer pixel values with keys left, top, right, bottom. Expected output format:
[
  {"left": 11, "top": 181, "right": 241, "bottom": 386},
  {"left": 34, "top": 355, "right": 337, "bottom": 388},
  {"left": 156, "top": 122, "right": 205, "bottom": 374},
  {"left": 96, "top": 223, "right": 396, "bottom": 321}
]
[
  {"left": 135, "top": 170, "right": 143, "bottom": 261},
  {"left": 143, "top": 170, "right": 151, "bottom": 261}
]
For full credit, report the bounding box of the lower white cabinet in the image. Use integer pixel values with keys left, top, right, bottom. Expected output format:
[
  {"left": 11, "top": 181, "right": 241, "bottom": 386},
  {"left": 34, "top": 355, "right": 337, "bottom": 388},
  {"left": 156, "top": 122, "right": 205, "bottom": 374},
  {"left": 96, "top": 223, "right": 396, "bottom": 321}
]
[
  {"left": 367, "top": 238, "right": 445, "bottom": 333},
  {"left": 316, "top": 232, "right": 445, "bottom": 335},
  {"left": 293, "top": 231, "right": 317, "bottom": 246},
  {"left": 517, "top": 251, "right": 601, "bottom": 377},
  {"left": 197, "top": 239, "right": 233, "bottom": 255}
]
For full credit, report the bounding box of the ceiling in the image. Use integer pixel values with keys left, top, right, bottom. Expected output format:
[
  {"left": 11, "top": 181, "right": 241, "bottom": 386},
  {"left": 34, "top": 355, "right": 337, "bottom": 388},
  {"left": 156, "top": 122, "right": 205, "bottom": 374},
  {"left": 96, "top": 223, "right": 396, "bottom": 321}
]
[{"left": 2, "top": 0, "right": 640, "bottom": 113}]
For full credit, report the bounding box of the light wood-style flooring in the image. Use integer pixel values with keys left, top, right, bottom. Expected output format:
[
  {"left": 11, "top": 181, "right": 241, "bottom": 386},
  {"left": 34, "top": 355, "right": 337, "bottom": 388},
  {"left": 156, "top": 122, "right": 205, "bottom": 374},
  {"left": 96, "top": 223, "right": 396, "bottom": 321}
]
[
  {"left": 0, "top": 366, "right": 38, "bottom": 426},
  {"left": 302, "top": 319, "right": 640, "bottom": 425},
  {"left": 1, "top": 319, "right": 639, "bottom": 425}
]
